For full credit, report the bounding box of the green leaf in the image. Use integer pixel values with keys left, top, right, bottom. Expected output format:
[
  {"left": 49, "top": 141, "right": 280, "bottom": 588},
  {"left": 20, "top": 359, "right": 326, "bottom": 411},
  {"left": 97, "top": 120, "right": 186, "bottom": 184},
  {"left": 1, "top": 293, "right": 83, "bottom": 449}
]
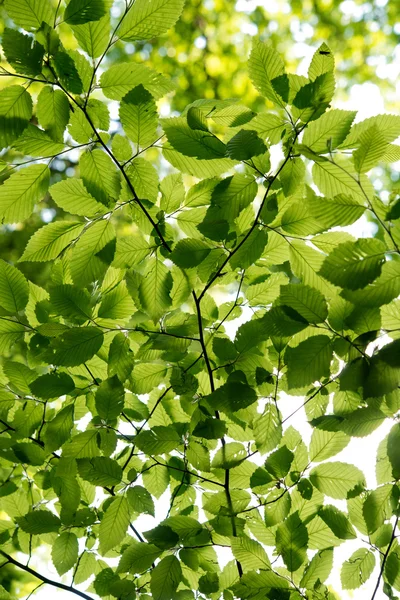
[
  {"left": 170, "top": 239, "right": 212, "bottom": 268},
  {"left": 122, "top": 158, "right": 159, "bottom": 204},
  {"left": 353, "top": 125, "right": 388, "bottom": 173},
  {"left": 0, "top": 164, "right": 49, "bottom": 224},
  {"left": 97, "top": 281, "right": 135, "bottom": 324},
  {"left": 211, "top": 442, "right": 246, "bottom": 470},
  {"left": 192, "top": 417, "right": 227, "bottom": 440},
  {"left": 363, "top": 484, "right": 394, "bottom": 534},
  {"left": 320, "top": 238, "right": 386, "bottom": 290},
  {"left": 292, "top": 72, "right": 335, "bottom": 123},
  {"left": 53, "top": 51, "right": 83, "bottom": 94},
  {"left": 4, "top": 0, "right": 53, "bottom": 30},
  {"left": 244, "top": 112, "right": 287, "bottom": 144},
  {"left": 254, "top": 404, "right": 282, "bottom": 454},
  {"left": 3, "top": 360, "right": 36, "bottom": 394},
  {"left": 205, "top": 375, "right": 257, "bottom": 413},
  {"left": 382, "top": 144, "right": 400, "bottom": 163},
  {"left": 0, "top": 85, "right": 32, "bottom": 150},
  {"left": 50, "top": 178, "right": 108, "bottom": 217},
  {"left": 209, "top": 173, "right": 258, "bottom": 222},
  {"left": 12, "top": 442, "right": 46, "bottom": 466},
  {"left": 73, "top": 552, "right": 97, "bottom": 584},
  {"left": 309, "top": 429, "right": 350, "bottom": 462},
  {"left": 64, "top": 0, "right": 108, "bottom": 24},
  {"left": 289, "top": 240, "right": 335, "bottom": 297},
  {"left": 229, "top": 229, "right": 268, "bottom": 270},
  {"left": 248, "top": 39, "right": 286, "bottom": 106},
  {"left": 49, "top": 285, "right": 92, "bottom": 324},
  {"left": 285, "top": 335, "right": 333, "bottom": 389},
  {"left": 280, "top": 283, "right": 328, "bottom": 323},
  {"left": 2, "top": 28, "right": 44, "bottom": 76},
  {"left": 127, "top": 486, "right": 155, "bottom": 516},
  {"left": 135, "top": 426, "right": 181, "bottom": 454},
  {"left": 118, "top": 542, "right": 162, "bottom": 574},
  {"left": 71, "top": 13, "right": 110, "bottom": 58},
  {"left": 30, "top": 372, "right": 75, "bottom": 399},
  {"left": 95, "top": 376, "right": 125, "bottom": 421},
  {"left": 77, "top": 457, "right": 122, "bottom": 486},
  {"left": 99, "top": 496, "right": 131, "bottom": 554},
  {"left": 12, "top": 125, "right": 66, "bottom": 158},
  {"left": 80, "top": 149, "right": 120, "bottom": 206},
  {"left": 300, "top": 548, "right": 334, "bottom": 588},
  {"left": 130, "top": 363, "right": 167, "bottom": 394},
  {"left": 70, "top": 220, "right": 115, "bottom": 287},
  {"left": 308, "top": 43, "right": 334, "bottom": 81},
  {"left": 120, "top": 85, "right": 158, "bottom": 147},
  {"left": 319, "top": 505, "right": 356, "bottom": 539},
  {"left": 36, "top": 87, "right": 70, "bottom": 142},
  {"left": 233, "top": 570, "right": 289, "bottom": 596},
  {"left": 340, "top": 113, "right": 400, "bottom": 148},
  {"left": 17, "top": 509, "right": 61, "bottom": 534},
  {"left": 275, "top": 512, "right": 308, "bottom": 571},
  {"left": 68, "top": 99, "right": 109, "bottom": 143},
  {"left": 145, "top": 525, "right": 179, "bottom": 549},
  {"left": 162, "top": 117, "right": 227, "bottom": 159},
  {"left": 231, "top": 534, "right": 270, "bottom": 572},
  {"left": 160, "top": 173, "right": 185, "bottom": 213},
  {"left": 63, "top": 429, "right": 100, "bottom": 459},
  {"left": 50, "top": 327, "right": 104, "bottom": 367},
  {"left": 265, "top": 445, "right": 294, "bottom": 479},
  {"left": 310, "top": 462, "right": 365, "bottom": 499},
  {"left": 246, "top": 273, "right": 287, "bottom": 307},
  {"left": 340, "top": 407, "right": 386, "bottom": 437},
  {"left": 312, "top": 159, "right": 373, "bottom": 203},
  {"left": 107, "top": 333, "right": 133, "bottom": 383},
  {"left": 119, "top": 0, "right": 185, "bottom": 40},
  {"left": 342, "top": 261, "right": 400, "bottom": 307},
  {"left": 142, "top": 463, "right": 169, "bottom": 498},
  {"left": 388, "top": 423, "right": 400, "bottom": 479},
  {"left": 226, "top": 129, "right": 266, "bottom": 160},
  {"left": 199, "top": 572, "right": 219, "bottom": 594},
  {"left": 113, "top": 233, "right": 153, "bottom": 268},
  {"left": 0, "top": 261, "right": 28, "bottom": 314},
  {"left": 186, "top": 441, "right": 210, "bottom": 471},
  {"left": 150, "top": 555, "right": 182, "bottom": 600},
  {"left": 302, "top": 109, "right": 356, "bottom": 153},
  {"left": 100, "top": 63, "right": 175, "bottom": 101},
  {"left": 139, "top": 258, "right": 172, "bottom": 323},
  {"left": 340, "top": 548, "right": 375, "bottom": 590},
  {"left": 43, "top": 404, "right": 74, "bottom": 451},
  {"left": 52, "top": 532, "right": 78, "bottom": 575},
  {"left": 163, "top": 144, "right": 236, "bottom": 178},
  {"left": 280, "top": 157, "right": 305, "bottom": 197}
]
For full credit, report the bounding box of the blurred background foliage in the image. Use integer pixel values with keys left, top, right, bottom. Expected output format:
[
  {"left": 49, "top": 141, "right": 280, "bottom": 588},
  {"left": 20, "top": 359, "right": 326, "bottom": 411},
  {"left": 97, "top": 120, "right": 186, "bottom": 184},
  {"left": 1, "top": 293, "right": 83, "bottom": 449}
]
[{"left": 0, "top": 0, "right": 398, "bottom": 292}]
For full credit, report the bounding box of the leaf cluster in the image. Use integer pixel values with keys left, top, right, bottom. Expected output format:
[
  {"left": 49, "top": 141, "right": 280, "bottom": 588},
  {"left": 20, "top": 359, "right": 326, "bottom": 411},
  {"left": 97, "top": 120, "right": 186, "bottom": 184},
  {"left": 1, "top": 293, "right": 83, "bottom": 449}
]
[{"left": 0, "top": 2, "right": 399, "bottom": 600}]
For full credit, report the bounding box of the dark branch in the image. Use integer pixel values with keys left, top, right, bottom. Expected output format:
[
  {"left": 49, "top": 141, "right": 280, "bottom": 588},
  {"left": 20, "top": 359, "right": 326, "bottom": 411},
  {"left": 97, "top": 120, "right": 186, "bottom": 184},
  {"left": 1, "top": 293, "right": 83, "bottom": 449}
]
[{"left": 0, "top": 551, "right": 94, "bottom": 600}]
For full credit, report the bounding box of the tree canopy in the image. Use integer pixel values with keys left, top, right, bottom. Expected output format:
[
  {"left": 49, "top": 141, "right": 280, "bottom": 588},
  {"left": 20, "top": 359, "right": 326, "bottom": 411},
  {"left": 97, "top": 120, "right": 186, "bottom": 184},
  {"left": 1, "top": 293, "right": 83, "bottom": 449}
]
[{"left": 0, "top": 1, "right": 399, "bottom": 600}]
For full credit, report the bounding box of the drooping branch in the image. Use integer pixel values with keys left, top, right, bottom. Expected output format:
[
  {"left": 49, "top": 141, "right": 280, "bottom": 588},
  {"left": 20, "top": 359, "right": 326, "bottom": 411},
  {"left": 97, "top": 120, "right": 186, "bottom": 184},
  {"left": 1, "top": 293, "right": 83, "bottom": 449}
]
[
  {"left": 371, "top": 515, "right": 399, "bottom": 600},
  {"left": 0, "top": 551, "right": 94, "bottom": 600}
]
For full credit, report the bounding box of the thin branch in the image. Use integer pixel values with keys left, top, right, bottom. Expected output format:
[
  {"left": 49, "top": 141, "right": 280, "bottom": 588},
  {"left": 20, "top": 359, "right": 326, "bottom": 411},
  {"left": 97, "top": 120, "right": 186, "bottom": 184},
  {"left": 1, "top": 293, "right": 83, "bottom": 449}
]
[
  {"left": 198, "top": 127, "right": 304, "bottom": 302},
  {"left": 371, "top": 515, "right": 399, "bottom": 600},
  {"left": 41, "top": 60, "right": 172, "bottom": 252},
  {"left": 282, "top": 376, "right": 338, "bottom": 424},
  {"left": 192, "top": 291, "right": 215, "bottom": 393},
  {"left": 0, "top": 551, "right": 94, "bottom": 600}
]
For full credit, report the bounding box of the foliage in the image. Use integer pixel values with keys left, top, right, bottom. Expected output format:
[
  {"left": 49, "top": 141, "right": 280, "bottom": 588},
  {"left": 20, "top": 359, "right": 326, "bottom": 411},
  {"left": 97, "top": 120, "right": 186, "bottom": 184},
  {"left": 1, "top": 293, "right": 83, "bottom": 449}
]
[{"left": 0, "top": 2, "right": 399, "bottom": 600}]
